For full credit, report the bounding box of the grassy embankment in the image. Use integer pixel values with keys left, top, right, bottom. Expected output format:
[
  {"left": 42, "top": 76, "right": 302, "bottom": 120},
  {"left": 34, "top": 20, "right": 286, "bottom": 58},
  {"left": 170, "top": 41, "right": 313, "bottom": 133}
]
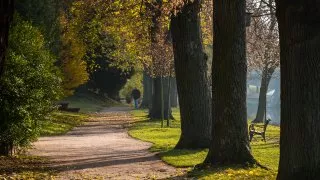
[
  {"left": 129, "top": 109, "right": 280, "bottom": 179},
  {"left": 64, "top": 92, "right": 120, "bottom": 113},
  {"left": 39, "top": 91, "right": 120, "bottom": 136}
]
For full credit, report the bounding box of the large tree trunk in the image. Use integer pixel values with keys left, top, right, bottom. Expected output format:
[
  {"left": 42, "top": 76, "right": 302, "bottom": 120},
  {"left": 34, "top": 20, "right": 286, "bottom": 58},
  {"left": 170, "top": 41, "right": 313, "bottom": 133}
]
[
  {"left": 204, "top": 0, "right": 255, "bottom": 164},
  {"left": 171, "top": 0, "right": 212, "bottom": 149},
  {"left": 149, "top": 77, "right": 172, "bottom": 119},
  {"left": 170, "top": 77, "right": 178, "bottom": 108},
  {"left": 254, "top": 68, "right": 274, "bottom": 123},
  {"left": 141, "top": 71, "right": 153, "bottom": 108},
  {"left": 276, "top": 1, "right": 320, "bottom": 179},
  {"left": 0, "top": 0, "right": 14, "bottom": 79}
]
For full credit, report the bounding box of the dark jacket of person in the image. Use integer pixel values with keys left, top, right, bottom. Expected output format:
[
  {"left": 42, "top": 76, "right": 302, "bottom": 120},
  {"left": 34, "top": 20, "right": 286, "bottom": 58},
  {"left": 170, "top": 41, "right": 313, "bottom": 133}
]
[{"left": 131, "top": 88, "right": 141, "bottom": 100}]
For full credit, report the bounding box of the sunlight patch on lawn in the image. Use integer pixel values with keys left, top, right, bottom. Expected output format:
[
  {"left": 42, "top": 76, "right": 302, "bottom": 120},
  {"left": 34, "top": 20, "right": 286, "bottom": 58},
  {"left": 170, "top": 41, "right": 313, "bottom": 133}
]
[{"left": 129, "top": 109, "right": 280, "bottom": 179}]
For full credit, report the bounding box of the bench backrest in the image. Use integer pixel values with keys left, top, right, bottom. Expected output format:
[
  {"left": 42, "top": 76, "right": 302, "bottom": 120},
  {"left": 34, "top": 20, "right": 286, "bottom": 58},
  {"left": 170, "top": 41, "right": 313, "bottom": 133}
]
[{"left": 263, "top": 119, "right": 272, "bottom": 132}]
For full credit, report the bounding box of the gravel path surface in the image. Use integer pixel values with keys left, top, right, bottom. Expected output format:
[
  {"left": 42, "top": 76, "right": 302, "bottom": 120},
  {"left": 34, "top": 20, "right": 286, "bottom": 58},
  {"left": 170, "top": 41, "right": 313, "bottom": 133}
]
[{"left": 29, "top": 107, "right": 186, "bottom": 180}]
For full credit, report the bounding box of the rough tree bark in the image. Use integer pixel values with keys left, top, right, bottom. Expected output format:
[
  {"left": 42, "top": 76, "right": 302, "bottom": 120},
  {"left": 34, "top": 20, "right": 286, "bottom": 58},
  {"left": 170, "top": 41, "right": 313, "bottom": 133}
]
[
  {"left": 0, "top": 142, "right": 13, "bottom": 156},
  {"left": 150, "top": 77, "right": 172, "bottom": 119},
  {"left": 171, "top": 0, "right": 212, "bottom": 149},
  {"left": 0, "top": 0, "right": 14, "bottom": 156},
  {"left": 170, "top": 77, "right": 178, "bottom": 107},
  {"left": 276, "top": 1, "right": 320, "bottom": 179},
  {"left": 254, "top": 68, "right": 274, "bottom": 123},
  {"left": 140, "top": 71, "right": 153, "bottom": 109},
  {"left": 204, "top": 0, "right": 255, "bottom": 164},
  {"left": 0, "top": 0, "right": 14, "bottom": 78}
]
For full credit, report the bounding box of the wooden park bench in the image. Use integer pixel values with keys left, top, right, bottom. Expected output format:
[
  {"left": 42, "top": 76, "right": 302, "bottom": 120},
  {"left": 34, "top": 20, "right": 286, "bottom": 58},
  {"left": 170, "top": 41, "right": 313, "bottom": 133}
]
[
  {"left": 57, "top": 102, "right": 69, "bottom": 111},
  {"left": 57, "top": 102, "right": 80, "bottom": 113},
  {"left": 249, "top": 119, "right": 271, "bottom": 142}
]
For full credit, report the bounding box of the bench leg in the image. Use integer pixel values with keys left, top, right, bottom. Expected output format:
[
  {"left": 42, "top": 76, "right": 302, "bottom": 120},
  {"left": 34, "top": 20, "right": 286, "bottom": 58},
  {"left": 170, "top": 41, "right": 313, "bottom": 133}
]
[
  {"left": 262, "top": 132, "right": 266, "bottom": 142},
  {"left": 249, "top": 133, "right": 254, "bottom": 142}
]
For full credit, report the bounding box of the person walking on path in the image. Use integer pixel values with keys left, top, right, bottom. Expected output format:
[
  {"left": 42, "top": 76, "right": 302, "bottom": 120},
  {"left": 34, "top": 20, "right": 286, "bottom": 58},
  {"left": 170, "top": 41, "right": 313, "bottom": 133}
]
[{"left": 131, "top": 88, "right": 141, "bottom": 109}]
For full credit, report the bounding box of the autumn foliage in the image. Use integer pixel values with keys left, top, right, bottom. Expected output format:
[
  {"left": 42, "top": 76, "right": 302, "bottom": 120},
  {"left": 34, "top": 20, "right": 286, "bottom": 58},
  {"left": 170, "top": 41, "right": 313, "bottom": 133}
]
[{"left": 59, "top": 12, "right": 89, "bottom": 96}]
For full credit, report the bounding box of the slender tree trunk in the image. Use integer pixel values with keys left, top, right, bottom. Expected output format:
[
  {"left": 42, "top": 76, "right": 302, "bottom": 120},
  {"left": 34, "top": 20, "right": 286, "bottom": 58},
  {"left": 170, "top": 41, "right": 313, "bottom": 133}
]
[
  {"left": 0, "top": 0, "right": 14, "bottom": 79},
  {"left": 141, "top": 71, "right": 152, "bottom": 108},
  {"left": 254, "top": 68, "right": 274, "bottom": 123},
  {"left": 166, "top": 76, "right": 171, "bottom": 123},
  {"left": 254, "top": 3, "right": 277, "bottom": 123},
  {"left": 204, "top": 0, "right": 255, "bottom": 164},
  {"left": 0, "top": 142, "right": 13, "bottom": 156},
  {"left": 170, "top": 77, "right": 178, "bottom": 107},
  {"left": 0, "top": 0, "right": 14, "bottom": 156},
  {"left": 150, "top": 77, "right": 172, "bottom": 119},
  {"left": 171, "top": 0, "right": 212, "bottom": 149},
  {"left": 276, "top": 1, "right": 320, "bottom": 179}
]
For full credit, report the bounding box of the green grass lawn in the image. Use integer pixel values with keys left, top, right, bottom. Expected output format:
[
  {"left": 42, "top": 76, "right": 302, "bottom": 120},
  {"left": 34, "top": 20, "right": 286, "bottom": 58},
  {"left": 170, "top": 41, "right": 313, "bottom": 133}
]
[
  {"left": 63, "top": 92, "right": 121, "bottom": 113},
  {"left": 129, "top": 109, "right": 280, "bottom": 179},
  {"left": 39, "top": 111, "right": 88, "bottom": 136}
]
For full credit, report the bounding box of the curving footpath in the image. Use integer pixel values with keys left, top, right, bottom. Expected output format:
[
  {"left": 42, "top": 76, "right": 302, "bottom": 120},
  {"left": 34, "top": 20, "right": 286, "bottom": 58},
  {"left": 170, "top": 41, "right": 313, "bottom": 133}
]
[{"left": 29, "top": 107, "right": 186, "bottom": 180}]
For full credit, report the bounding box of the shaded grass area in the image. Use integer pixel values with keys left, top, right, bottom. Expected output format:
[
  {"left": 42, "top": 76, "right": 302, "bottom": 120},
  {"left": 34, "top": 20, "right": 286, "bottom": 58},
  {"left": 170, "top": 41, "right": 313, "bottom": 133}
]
[
  {"left": 63, "top": 92, "right": 120, "bottom": 113},
  {"left": 129, "top": 109, "right": 280, "bottom": 179},
  {"left": 0, "top": 156, "right": 54, "bottom": 180},
  {"left": 39, "top": 111, "right": 88, "bottom": 136}
]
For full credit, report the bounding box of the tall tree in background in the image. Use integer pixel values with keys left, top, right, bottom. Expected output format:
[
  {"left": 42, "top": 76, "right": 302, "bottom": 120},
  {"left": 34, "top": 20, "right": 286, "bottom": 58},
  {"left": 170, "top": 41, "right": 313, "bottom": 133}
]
[
  {"left": 59, "top": 11, "right": 89, "bottom": 95},
  {"left": 0, "top": 0, "right": 14, "bottom": 79},
  {"left": 147, "top": 0, "right": 174, "bottom": 120},
  {"left": 276, "top": 1, "right": 320, "bottom": 179},
  {"left": 170, "top": 78, "right": 178, "bottom": 107},
  {"left": 15, "top": 0, "right": 61, "bottom": 54},
  {"left": 247, "top": 0, "right": 279, "bottom": 123},
  {"left": 15, "top": 0, "right": 89, "bottom": 96},
  {"left": 171, "top": 0, "right": 212, "bottom": 148},
  {"left": 140, "top": 71, "right": 153, "bottom": 108},
  {"left": 205, "top": 0, "right": 255, "bottom": 164},
  {"left": 64, "top": 0, "right": 150, "bottom": 97}
]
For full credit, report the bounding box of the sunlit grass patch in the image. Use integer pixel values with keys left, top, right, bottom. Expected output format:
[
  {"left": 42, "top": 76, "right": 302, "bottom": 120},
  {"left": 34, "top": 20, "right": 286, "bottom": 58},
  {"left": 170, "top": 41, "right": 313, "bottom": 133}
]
[
  {"left": 129, "top": 109, "right": 280, "bottom": 179},
  {"left": 161, "top": 149, "right": 208, "bottom": 167},
  {"left": 190, "top": 165, "right": 277, "bottom": 180},
  {"left": 129, "top": 121, "right": 180, "bottom": 152}
]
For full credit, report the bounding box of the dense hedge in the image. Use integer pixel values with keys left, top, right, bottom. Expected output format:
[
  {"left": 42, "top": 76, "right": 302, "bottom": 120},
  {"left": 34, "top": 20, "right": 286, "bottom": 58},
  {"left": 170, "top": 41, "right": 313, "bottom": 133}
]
[{"left": 0, "top": 15, "right": 62, "bottom": 154}]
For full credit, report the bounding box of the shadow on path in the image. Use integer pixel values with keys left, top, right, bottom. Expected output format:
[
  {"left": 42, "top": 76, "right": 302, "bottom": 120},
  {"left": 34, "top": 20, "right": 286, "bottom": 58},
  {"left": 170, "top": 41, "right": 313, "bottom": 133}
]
[{"left": 29, "top": 106, "right": 185, "bottom": 179}]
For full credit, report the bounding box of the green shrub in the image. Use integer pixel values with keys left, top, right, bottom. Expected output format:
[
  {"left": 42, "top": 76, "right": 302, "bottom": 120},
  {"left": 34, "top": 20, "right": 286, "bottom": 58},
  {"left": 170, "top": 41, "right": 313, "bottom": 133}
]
[{"left": 0, "top": 15, "right": 62, "bottom": 153}]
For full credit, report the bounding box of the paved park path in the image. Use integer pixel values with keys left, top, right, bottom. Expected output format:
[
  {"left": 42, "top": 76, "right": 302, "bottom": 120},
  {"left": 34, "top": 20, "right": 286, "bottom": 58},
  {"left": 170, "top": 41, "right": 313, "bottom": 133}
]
[{"left": 29, "top": 107, "right": 186, "bottom": 179}]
